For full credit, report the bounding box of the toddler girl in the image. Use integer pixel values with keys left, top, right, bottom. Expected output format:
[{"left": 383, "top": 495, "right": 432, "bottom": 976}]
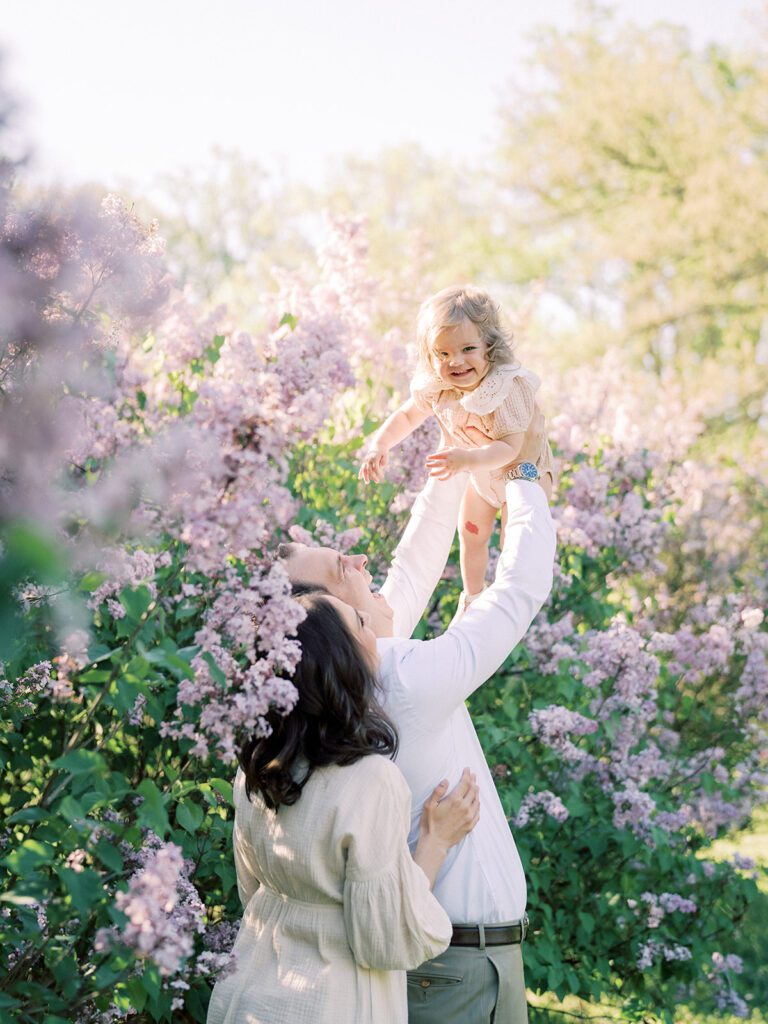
[{"left": 359, "top": 284, "right": 554, "bottom": 607}]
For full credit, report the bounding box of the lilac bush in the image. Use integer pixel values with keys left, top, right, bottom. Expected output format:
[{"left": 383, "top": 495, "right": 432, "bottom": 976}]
[{"left": 1, "top": 110, "right": 765, "bottom": 1024}]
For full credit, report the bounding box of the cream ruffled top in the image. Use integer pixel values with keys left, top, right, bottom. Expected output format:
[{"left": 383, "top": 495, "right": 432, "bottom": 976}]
[
  {"left": 411, "top": 363, "right": 539, "bottom": 434},
  {"left": 412, "top": 361, "right": 552, "bottom": 462}
]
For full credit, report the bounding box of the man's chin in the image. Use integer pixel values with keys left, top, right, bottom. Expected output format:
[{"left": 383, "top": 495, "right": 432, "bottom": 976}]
[{"left": 370, "top": 592, "right": 395, "bottom": 637}]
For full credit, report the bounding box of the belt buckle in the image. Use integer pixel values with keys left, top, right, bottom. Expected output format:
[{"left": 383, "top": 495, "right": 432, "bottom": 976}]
[{"left": 521, "top": 912, "right": 529, "bottom": 940}]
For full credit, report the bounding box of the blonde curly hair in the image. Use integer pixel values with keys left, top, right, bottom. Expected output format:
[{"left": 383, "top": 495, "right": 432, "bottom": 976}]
[{"left": 416, "top": 284, "right": 516, "bottom": 374}]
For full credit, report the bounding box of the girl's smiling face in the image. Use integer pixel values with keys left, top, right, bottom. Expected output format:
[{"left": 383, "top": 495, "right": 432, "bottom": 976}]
[{"left": 432, "top": 319, "right": 489, "bottom": 391}]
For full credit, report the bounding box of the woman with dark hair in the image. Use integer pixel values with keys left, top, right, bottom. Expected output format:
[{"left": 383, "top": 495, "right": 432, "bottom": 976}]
[{"left": 207, "top": 593, "right": 480, "bottom": 1024}]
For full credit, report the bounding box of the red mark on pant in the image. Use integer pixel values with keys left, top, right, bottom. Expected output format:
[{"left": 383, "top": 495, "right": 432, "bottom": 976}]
[{"left": 464, "top": 520, "right": 479, "bottom": 535}]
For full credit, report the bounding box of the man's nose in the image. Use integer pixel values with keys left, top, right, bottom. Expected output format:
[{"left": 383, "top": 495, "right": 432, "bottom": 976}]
[{"left": 348, "top": 553, "right": 368, "bottom": 572}]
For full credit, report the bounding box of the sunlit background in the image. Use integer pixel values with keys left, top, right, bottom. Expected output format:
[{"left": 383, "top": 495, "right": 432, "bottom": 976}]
[{"left": 1, "top": 0, "right": 757, "bottom": 187}]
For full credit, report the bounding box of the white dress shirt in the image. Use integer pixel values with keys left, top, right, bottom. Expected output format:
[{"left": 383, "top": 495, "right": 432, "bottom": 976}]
[{"left": 378, "top": 474, "right": 556, "bottom": 925}]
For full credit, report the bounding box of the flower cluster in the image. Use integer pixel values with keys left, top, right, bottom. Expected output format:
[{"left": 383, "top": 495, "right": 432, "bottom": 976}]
[
  {"left": 528, "top": 704, "right": 598, "bottom": 765},
  {"left": 512, "top": 789, "right": 569, "bottom": 828},
  {"left": 95, "top": 836, "right": 204, "bottom": 979},
  {"left": 707, "top": 952, "right": 748, "bottom": 1018}
]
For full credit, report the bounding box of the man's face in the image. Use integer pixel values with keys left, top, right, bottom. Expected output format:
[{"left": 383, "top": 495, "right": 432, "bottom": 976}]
[{"left": 282, "top": 543, "right": 395, "bottom": 638}]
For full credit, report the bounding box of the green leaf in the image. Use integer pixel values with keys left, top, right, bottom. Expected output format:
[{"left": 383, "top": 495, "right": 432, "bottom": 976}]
[
  {"left": 547, "top": 963, "right": 565, "bottom": 990},
  {"left": 3, "top": 522, "right": 66, "bottom": 579},
  {"left": 7, "top": 806, "right": 48, "bottom": 825},
  {"left": 3, "top": 839, "right": 54, "bottom": 874},
  {"left": 202, "top": 651, "right": 226, "bottom": 686},
  {"left": 51, "top": 952, "right": 80, "bottom": 990},
  {"left": 176, "top": 800, "right": 204, "bottom": 834},
  {"left": 57, "top": 795, "right": 86, "bottom": 824},
  {"left": 136, "top": 779, "right": 169, "bottom": 836},
  {"left": 142, "top": 961, "right": 162, "bottom": 1002},
  {"left": 144, "top": 647, "right": 194, "bottom": 680},
  {"left": 122, "top": 976, "right": 148, "bottom": 1012},
  {"left": 78, "top": 571, "right": 107, "bottom": 593},
  {"left": 210, "top": 778, "right": 233, "bottom": 804},
  {"left": 57, "top": 866, "right": 104, "bottom": 915},
  {"left": 578, "top": 911, "right": 595, "bottom": 935},
  {"left": 53, "top": 749, "right": 108, "bottom": 777},
  {"left": 94, "top": 836, "right": 124, "bottom": 873},
  {"left": 120, "top": 584, "right": 153, "bottom": 623}
]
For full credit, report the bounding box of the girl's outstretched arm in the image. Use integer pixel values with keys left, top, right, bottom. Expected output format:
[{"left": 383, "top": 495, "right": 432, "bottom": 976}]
[
  {"left": 359, "top": 398, "right": 430, "bottom": 483},
  {"left": 426, "top": 432, "right": 524, "bottom": 479}
]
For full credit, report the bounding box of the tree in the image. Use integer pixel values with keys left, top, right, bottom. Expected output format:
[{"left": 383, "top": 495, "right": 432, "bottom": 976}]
[{"left": 496, "top": 7, "right": 768, "bottom": 459}]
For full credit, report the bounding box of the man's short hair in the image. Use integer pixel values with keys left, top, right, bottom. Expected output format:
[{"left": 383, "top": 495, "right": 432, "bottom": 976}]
[
  {"left": 274, "top": 541, "right": 330, "bottom": 598},
  {"left": 291, "top": 581, "right": 330, "bottom": 597}
]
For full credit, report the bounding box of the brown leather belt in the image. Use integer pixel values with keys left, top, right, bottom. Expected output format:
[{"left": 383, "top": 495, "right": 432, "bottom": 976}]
[{"left": 450, "top": 915, "right": 528, "bottom": 948}]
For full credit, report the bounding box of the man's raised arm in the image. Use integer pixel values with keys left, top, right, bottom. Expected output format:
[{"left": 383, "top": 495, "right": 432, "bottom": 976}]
[
  {"left": 393, "top": 480, "right": 556, "bottom": 720},
  {"left": 379, "top": 472, "right": 468, "bottom": 638}
]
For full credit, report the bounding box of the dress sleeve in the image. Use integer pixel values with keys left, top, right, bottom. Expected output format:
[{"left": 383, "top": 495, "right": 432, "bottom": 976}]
[
  {"left": 487, "top": 375, "right": 536, "bottom": 438},
  {"left": 339, "top": 759, "right": 452, "bottom": 970},
  {"left": 233, "top": 819, "right": 260, "bottom": 910}
]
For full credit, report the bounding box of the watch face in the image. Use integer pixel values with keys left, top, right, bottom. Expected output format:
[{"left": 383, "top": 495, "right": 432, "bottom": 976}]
[{"left": 520, "top": 462, "right": 539, "bottom": 480}]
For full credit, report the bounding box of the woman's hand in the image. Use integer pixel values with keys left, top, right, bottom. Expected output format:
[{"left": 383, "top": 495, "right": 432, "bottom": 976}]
[
  {"left": 422, "top": 768, "right": 480, "bottom": 848},
  {"left": 413, "top": 768, "right": 480, "bottom": 887},
  {"left": 359, "top": 448, "right": 389, "bottom": 484},
  {"left": 425, "top": 446, "right": 473, "bottom": 479}
]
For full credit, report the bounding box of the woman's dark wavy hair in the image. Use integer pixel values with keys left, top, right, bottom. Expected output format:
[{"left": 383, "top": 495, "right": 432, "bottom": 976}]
[{"left": 239, "top": 594, "right": 398, "bottom": 810}]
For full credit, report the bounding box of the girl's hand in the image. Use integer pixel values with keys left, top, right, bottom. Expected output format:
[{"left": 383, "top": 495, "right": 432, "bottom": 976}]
[
  {"left": 421, "top": 768, "right": 480, "bottom": 850},
  {"left": 425, "top": 446, "right": 472, "bottom": 479},
  {"left": 359, "top": 449, "right": 389, "bottom": 484}
]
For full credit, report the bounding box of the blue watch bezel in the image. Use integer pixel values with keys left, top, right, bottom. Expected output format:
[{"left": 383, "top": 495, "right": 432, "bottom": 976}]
[{"left": 518, "top": 461, "right": 539, "bottom": 480}]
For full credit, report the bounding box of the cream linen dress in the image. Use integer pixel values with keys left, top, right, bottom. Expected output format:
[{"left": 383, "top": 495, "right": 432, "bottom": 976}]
[
  {"left": 411, "top": 363, "right": 556, "bottom": 507},
  {"left": 206, "top": 755, "right": 452, "bottom": 1024}
]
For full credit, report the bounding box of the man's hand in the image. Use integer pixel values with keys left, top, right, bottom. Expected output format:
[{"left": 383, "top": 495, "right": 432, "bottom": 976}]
[
  {"left": 425, "top": 446, "right": 473, "bottom": 479},
  {"left": 359, "top": 448, "right": 389, "bottom": 484}
]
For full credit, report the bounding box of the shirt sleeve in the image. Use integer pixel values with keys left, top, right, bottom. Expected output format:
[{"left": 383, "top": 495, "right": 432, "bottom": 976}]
[
  {"left": 487, "top": 375, "right": 537, "bottom": 438},
  {"left": 339, "top": 759, "right": 452, "bottom": 970},
  {"left": 391, "top": 481, "right": 556, "bottom": 721},
  {"left": 380, "top": 473, "right": 468, "bottom": 638}
]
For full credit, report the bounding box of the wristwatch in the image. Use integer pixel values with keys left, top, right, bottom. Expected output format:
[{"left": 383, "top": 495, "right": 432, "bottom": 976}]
[{"left": 505, "top": 461, "right": 540, "bottom": 482}]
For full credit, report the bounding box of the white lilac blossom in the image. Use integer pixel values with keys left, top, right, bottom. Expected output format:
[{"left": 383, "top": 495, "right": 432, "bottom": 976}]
[
  {"left": 528, "top": 704, "right": 598, "bottom": 764},
  {"left": 127, "top": 693, "right": 147, "bottom": 726},
  {"left": 0, "top": 660, "right": 53, "bottom": 711},
  {"left": 636, "top": 940, "right": 693, "bottom": 970},
  {"left": 95, "top": 836, "right": 204, "bottom": 977},
  {"left": 512, "top": 790, "right": 569, "bottom": 827},
  {"left": 523, "top": 612, "right": 578, "bottom": 675},
  {"left": 161, "top": 563, "right": 303, "bottom": 761},
  {"left": 707, "top": 952, "right": 749, "bottom": 1018}
]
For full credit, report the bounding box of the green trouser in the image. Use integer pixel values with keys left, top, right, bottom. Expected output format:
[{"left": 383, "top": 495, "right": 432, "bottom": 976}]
[{"left": 407, "top": 943, "right": 528, "bottom": 1024}]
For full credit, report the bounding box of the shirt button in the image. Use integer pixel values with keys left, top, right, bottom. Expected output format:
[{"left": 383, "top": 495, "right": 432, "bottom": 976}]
[{"left": 420, "top": 980, "right": 431, "bottom": 988}]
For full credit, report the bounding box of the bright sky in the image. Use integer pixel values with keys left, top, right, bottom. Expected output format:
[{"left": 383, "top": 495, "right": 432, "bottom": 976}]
[{"left": 0, "top": 0, "right": 756, "bottom": 190}]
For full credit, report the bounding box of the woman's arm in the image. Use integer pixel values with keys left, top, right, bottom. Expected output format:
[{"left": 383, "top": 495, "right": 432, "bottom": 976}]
[
  {"left": 412, "top": 768, "right": 479, "bottom": 888},
  {"left": 359, "top": 398, "right": 430, "bottom": 483}
]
